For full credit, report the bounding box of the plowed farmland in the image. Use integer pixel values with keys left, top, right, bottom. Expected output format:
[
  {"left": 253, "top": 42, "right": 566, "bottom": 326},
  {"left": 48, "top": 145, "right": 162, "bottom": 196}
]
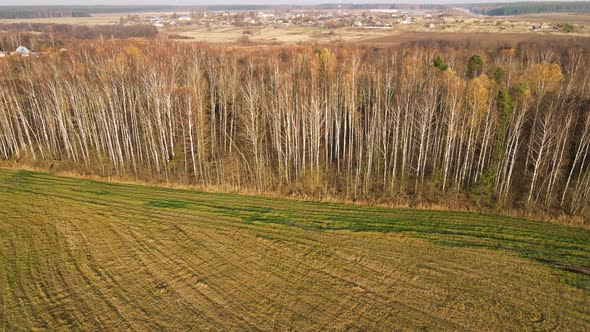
[{"left": 0, "top": 169, "right": 589, "bottom": 330}]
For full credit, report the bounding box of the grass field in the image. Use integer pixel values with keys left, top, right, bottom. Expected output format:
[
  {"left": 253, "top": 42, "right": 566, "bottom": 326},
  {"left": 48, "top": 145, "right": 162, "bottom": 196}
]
[
  {"left": 165, "top": 26, "right": 590, "bottom": 50},
  {"left": 0, "top": 169, "right": 589, "bottom": 330},
  {"left": 505, "top": 12, "right": 590, "bottom": 25}
]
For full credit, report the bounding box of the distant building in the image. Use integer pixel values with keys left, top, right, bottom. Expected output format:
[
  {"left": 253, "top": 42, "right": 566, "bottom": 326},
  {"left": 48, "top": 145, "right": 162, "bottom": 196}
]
[
  {"left": 400, "top": 18, "right": 413, "bottom": 25},
  {"left": 541, "top": 22, "right": 553, "bottom": 29},
  {"left": 15, "top": 46, "right": 31, "bottom": 56},
  {"left": 178, "top": 16, "right": 192, "bottom": 21},
  {"left": 532, "top": 23, "right": 555, "bottom": 31}
]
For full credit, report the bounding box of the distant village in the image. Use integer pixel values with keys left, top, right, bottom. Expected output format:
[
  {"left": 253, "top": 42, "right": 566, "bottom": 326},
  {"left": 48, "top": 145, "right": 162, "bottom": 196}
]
[
  {"left": 121, "top": 8, "right": 566, "bottom": 32},
  {"left": 122, "top": 9, "right": 446, "bottom": 30},
  {"left": 0, "top": 7, "right": 573, "bottom": 58}
]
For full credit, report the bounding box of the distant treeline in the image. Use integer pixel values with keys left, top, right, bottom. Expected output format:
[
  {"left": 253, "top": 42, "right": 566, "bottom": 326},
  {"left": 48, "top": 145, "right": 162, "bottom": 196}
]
[
  {"left": 0, "top": 6, "right": 176, "bottom": 19},
  {"left": 0, "top": 4, "right": 445, "bottom": 16},
  {"left": 0, "top": 23, "right": 158, "bottom": 40},
  {"left": 467, "top": 2, "right": 590, "bottom": 16}
]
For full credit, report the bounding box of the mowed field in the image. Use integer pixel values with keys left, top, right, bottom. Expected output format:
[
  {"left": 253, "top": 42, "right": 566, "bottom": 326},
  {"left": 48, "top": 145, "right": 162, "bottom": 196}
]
[{"left": 0, "top": 169, "right": 589, "bottom": 330}]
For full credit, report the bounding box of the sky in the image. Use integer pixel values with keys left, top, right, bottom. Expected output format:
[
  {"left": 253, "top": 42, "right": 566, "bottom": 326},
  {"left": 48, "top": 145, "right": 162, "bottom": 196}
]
[{"left": 0, "top": 0, "right": 586, "bottom": 5}]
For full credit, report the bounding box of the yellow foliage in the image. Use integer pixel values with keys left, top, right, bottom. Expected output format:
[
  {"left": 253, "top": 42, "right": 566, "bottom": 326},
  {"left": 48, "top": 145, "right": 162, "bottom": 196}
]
[
  {"left": 112, "top": 45, "right": 145, "bottom": 69},
  {"left": 466, "top": 75, "right": 492, "bottom": 122},
  {"left": 123, "top": 45, "right": 143, "bottom": 58},
  {"left": 114, "top": 53, "right": 127, "bottom": 67},
  {"left": 524, "top": 63, "right": 563, "bottom": 94},
  {"left": 443, "top": 68, "right": 459, "bottom": 83},
  {"left": 318, "top": 48, "right": 336, "bottom": 79},
  {"left": 500, "top": 48, "right": 517, "bottom": 57},
  {"left": 443, "top": 69, "right": 465, "bottom": 100},
  {"left": 318, "top": 48, "right": 331, "bottom": 63},
  {"left": 522, "top": 88, "right": 532, "bottom": 101}
]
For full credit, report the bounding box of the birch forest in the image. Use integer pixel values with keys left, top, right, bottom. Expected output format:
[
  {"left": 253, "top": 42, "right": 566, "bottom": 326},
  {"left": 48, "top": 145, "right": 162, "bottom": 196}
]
[{"left": 1, "top": 41, "right": 589, "bottom": 218}]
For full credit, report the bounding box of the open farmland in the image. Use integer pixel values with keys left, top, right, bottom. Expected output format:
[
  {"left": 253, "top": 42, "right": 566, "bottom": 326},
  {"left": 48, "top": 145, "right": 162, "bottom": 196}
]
[
  {"left": 165, "top": 25, "right": 590, "bottom": 44},
  {"left": 0, "top": 15, "right": 120, "bottom": 26},
  {"left": 363, "top": 31, "right": 590, "bottom": 48},
  {"left": 0, "top": 169, "right": 589, "bottom": 330},
  {"left": 504, "top": 12, "right": 590, "bottom": 25}
]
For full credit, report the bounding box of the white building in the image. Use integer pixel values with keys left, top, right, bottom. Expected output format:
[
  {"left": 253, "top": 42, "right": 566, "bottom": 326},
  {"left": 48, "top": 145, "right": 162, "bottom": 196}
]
[
  {"left": 400, "top": 16, "right": 413, "bottom": 24},
  {"left": 15, "top": 46, "right": 31, "bottom": 56}
]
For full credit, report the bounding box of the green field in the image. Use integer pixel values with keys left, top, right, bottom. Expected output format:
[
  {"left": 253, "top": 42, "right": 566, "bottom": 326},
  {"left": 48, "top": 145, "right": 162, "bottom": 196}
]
[{"left": 0, "top": 169, "right": 589, "bottom": 330}]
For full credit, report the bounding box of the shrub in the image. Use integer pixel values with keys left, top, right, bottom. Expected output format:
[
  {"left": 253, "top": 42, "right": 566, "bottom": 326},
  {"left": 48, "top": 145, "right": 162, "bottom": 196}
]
[
  {"left": 492, "top": 67, "right": 505, "bottom": 83},
  {"left": 557, "top": 23, "right": 574, "bottom": 33},
  {"left": 467, "top": 54, "right": 484, "bottom": 78},
  {"left": 433, "top": 56, "right": 449, "bottom": 71}
]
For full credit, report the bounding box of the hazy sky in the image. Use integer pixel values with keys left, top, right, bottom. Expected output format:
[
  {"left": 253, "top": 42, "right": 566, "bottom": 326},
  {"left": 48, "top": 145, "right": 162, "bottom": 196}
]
[{"left": 0, "top": 0, "right": 586, "bottom": 5}]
